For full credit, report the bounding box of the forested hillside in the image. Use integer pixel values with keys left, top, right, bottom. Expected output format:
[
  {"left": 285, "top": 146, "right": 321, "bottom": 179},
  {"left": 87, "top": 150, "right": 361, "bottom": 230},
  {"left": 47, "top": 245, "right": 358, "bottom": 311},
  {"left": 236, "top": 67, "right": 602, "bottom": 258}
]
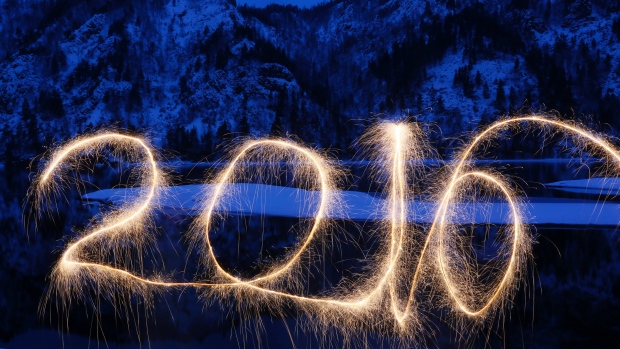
[{"left": 1, "top": 0, "right": 619, "bottom": 161}]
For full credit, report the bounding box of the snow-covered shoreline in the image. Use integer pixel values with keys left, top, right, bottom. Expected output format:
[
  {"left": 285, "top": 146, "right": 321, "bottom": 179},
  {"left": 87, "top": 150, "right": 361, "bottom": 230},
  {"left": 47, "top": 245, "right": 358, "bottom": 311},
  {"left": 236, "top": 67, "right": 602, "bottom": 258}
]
[
  {"left": 547, "top": 177, "right": 620, "bottom": 195},
  {"left": 82, "top": 182, "right": 620, "bottom": 226}
]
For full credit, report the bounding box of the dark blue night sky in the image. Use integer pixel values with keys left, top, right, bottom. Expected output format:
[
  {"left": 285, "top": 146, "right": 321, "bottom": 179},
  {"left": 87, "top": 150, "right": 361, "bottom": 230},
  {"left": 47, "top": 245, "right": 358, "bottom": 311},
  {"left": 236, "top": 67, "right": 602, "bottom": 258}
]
[{"left": 237, "top": 0, "right": 323, "bottom": 8}]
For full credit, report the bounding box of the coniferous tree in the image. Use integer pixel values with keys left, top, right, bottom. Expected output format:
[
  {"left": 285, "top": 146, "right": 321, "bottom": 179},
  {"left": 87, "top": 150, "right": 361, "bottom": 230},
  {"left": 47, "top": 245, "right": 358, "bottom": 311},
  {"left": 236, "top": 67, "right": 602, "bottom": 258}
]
[
  {"left": 179, "top": 75, "right": 190, "bottom": 102},
  {"left": 275, "top": 90, "right": 288, "bottom": 128},
  {"left": 187, "top": 127, "right": 200, "bottom": 159},
  {"left": 290, "top": 103, "right": 301, "bottom": 138},
  {"left": 613, "top": 18, "right": 620, "bottom": 40},
  {"left": 127, "top": 82, "right": 142, "bottom": 113},
  {"left": 509, "top": 86, "right": 517, "bottom": 111},
  {"left": 37, "top": 88, "right": 65, "bottom": 120},
  {"left": 203, "top": 131, "right": 214, "bottom": 157},
  {"left": 436, "top": 95, "right": 445, "bottom": 112},
  {"left": 238, "top": 114, "right": 250, "bottom": 136},
  {"left": 415, "top": 94, "right": 423, "bottom": 110},
  {"left": 21, "top": 100, "right": 40, "bottom": 152},
  {"left": 494, "top": 79, "right": 506, "bottom": 111},
  {"left": 544, "top": 0, "right": 551, "bottom": 22},
  {"left": 2, "top": 127, "right": 16, "bottom": 165},
  {"left": 270, "top": 114, "right": 282, "bottom": 136},
  {"left": 216, "top": 122, "right": 231, "bottom": 146},
  {"left": 215, "top": 48, "right": 229, "bottom": 70},
  {"left": 50, "top": 52, "right": 59, "bottom": 76}
]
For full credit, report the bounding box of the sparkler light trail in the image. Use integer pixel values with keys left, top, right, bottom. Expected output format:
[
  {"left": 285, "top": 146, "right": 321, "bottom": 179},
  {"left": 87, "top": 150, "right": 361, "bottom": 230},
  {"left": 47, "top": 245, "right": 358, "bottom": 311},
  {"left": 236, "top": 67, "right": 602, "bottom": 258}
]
[
  {"left": 31, "top": 133, "right": 167, "bottom": 306},
  {"left": 30, "top": 115, "right": 620, "bottom": 345}
]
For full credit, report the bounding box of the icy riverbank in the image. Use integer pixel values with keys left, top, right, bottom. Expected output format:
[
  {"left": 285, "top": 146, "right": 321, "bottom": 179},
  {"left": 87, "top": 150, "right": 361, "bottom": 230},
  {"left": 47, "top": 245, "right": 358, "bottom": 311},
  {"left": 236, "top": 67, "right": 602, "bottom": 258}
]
[{"left": 82, "top": 182, "right": 620, "bottom": 226}]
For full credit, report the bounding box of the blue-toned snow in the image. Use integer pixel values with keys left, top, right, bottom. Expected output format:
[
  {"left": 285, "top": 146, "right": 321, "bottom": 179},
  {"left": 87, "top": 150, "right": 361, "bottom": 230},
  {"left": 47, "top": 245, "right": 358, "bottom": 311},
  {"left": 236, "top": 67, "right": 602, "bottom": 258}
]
[
  {"left": 547, "top": 177, "right": 620, "bottom": 195},
  {"left": 82, "top": 181, "right": 620, "bottom": 226}
]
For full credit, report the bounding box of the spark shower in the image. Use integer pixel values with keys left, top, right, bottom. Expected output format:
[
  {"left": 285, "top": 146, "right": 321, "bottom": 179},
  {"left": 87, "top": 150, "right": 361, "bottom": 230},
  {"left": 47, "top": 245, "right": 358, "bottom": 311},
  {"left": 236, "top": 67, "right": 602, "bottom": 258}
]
[{"left": 29, "top": 115, "right": 620, "bottom": 345}]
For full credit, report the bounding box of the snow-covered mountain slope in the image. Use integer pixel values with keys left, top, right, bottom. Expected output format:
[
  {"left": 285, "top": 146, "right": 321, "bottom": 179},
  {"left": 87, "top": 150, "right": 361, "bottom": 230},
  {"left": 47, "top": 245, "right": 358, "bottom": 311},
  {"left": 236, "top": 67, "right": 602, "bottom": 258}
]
[
  {"left": 1, "top": 0, "right": 620, "bottom": 163},
  {"left": 0, "top": 0, "right": 307, "bottom": 159}
]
